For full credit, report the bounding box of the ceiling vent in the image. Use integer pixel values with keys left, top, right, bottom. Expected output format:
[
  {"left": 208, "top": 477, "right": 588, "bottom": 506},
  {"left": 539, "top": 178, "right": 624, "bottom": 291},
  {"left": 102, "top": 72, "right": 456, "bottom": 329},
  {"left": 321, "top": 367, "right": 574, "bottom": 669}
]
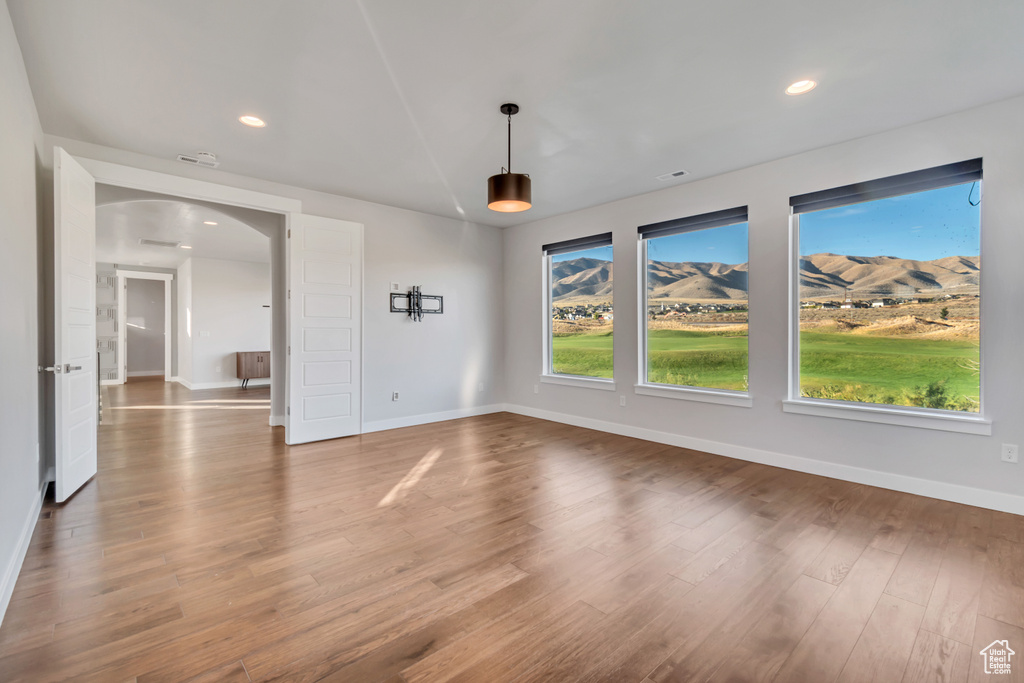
[
  {"left": 656, "top": 169, "right": 688, "bottom": 181},
  {"left": 139, "top": 238, "right": 181, "bottom": 248},
  {"left": 176, "top": 151, "right": 220, "bottom": 168}
]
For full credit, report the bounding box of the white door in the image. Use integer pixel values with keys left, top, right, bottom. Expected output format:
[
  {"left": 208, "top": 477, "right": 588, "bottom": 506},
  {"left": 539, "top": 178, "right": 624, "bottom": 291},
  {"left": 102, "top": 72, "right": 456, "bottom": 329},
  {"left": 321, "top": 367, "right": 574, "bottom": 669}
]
[
  {"left": 53, "top": 148, "right": 98, "bottom": 502},
  {"left": 287, "top": 214, "right": 363, "bottom": 444}
]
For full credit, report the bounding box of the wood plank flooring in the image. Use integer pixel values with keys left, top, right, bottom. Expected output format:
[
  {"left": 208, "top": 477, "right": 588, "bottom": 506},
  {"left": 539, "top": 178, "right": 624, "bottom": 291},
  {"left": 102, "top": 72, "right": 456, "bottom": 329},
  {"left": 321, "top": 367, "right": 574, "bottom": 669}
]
[{"left": 1, "top": 380, "right": 1022, "bottom": 681}]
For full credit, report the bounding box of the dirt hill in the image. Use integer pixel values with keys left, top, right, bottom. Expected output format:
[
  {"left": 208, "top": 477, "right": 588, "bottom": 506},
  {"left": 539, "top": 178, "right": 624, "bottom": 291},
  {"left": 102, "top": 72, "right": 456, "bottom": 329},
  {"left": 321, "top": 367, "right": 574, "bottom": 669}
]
[{"left": 550, "top": 254, "right": 979, "bottom": 302}]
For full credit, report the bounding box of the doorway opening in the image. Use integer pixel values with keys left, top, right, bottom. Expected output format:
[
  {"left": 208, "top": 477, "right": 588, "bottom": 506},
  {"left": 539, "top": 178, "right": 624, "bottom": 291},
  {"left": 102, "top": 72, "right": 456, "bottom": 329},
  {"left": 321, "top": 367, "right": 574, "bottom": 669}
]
[
  {"left": 94, "top": 184, "right": 283, "bottom": 425},
  {"left": 117, "top": 272, "right": 172, "bottom": 383}
]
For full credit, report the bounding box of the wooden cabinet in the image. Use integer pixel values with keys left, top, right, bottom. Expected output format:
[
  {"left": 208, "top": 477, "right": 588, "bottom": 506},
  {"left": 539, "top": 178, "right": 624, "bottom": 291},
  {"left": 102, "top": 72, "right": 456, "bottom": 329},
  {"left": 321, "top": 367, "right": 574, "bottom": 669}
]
[{"left": 236, "top": 351, "right": 270, "bottom": 389}]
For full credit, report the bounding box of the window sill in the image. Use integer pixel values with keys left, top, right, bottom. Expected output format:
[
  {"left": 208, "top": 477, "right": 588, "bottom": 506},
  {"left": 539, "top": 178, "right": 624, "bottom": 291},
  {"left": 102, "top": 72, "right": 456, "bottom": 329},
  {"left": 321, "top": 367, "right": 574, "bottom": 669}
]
[
  {"left": 782, "top": 398, "right": 991, "bottom": 435},
  {"left": 635, "top": 383, "right": 753, "bottom": 408},
  {"left": 540, "top": 374, "right": 616, "bottom": 391}
]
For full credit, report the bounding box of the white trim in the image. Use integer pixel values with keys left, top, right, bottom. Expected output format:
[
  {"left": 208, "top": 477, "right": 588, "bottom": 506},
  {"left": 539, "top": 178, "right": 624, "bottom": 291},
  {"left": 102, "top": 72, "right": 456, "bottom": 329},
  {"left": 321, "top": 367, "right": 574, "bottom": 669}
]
[
  {"left": 170, "top": 376, "right": 191, "bottom": 389},
  {"left": 362, "top": 404, "right": 505, "bottom": 434},
  {"left": 269, "top": 415, "right": 285, "bottom": 427},
  {"left": 115, "top": 270, "right": 173, "bottom": 282},
  {"left": 782, "top": 399, "right": 992, "bottom": 435},
  {"left": 787, "top": 212, "right": 802, "bottom": 403},
  {"left": 503, "top": 403, "right": 1024, "bottom": 516},
  {"left": 126, "top": 371, "right": 164, "bottom": 378},
  {"left": 634, "top": 383, "right": 753, "bottom": 407},
  {"left": 542, "top": 253, "right": 553, "bottom": 376},
  {"left": 99, "top": 379, "right": 120, "bottom": 386},
  {"left": 0, "top": 478, "right": 47, "bottom": 629},
  {"left": 540, "top": 374, "right": 616, "bottom": 391},
  {"left": 637, "top": 235, "right": 648, "bottom": 385},
  {"left": 78, "top": 158, "right": 302, "bottom": 213}
]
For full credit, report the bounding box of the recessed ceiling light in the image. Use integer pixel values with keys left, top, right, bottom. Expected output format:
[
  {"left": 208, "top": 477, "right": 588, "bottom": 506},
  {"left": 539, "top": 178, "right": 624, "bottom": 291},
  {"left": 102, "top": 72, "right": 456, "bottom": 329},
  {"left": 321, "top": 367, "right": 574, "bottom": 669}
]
[
  {"left": 203, "top": 221, "right": 218, "bottom": 226},
  {"left": 785, "top": 79, "right": 817, "bottom": 96},
  {"left": 238, "top": 115, "right": 266, "bottom": 128},
  {"left": 180, "top": 245, "right": 193, "bottom": 249}
]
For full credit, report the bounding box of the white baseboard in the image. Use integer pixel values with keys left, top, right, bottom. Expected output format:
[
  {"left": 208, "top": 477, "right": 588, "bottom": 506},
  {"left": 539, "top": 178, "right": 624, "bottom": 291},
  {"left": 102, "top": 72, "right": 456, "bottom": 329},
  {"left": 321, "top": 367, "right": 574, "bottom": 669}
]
[
  {"left": 99, "top": 379, "right": 121, "bottom": 386},
  {"left": 0, "top": 477, "right": 47, "bottom": 629},
  {"left": 170, "top": 376, "right": 191, "bottom": 389},
  {"left": 126, "top": 370, "right": 163, "bottom": 378},
  {"left": 362, "top": 404, "right": 505, "bottom": 434},
  {"left": 502, "top": 403, "right": 1024, "bottom": 517},
  {"left": 269, "top": 414, "right": 284, "bottom": 427}
]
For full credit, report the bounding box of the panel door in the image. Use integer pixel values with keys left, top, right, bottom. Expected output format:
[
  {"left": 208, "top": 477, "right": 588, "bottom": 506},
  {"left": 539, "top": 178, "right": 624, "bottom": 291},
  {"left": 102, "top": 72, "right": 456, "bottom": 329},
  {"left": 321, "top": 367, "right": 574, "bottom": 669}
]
[
  {"left": 286, "top": 214, "right": 362, "bottom": 444},
  {"left": 54, "top": 147, "right": 98, "bottom": 502}
]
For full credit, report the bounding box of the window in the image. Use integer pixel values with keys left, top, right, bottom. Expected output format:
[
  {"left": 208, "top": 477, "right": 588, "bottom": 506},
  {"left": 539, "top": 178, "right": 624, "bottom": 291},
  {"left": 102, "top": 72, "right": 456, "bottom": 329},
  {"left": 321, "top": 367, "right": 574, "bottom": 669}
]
[
  {"left": 638, "top": 207, "right": 749, "bottom": 395},
  {"left": 544, "top": 233, "right": 614, "bottom": 380},
  {"left": 791, "top": 159, "right": 981, "bottom": 414}
]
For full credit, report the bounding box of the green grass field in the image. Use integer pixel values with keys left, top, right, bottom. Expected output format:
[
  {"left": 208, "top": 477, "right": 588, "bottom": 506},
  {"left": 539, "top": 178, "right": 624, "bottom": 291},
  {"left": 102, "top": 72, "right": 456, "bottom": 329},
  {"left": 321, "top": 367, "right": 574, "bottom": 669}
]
[{"left": 551, "top": 327, "right": 980, "bottom": 411}]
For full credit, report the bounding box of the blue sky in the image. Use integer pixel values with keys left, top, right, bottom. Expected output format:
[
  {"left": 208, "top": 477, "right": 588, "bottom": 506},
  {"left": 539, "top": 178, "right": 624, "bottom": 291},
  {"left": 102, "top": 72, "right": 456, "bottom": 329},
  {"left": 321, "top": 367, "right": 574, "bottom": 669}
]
[
  {"left": 647, "top": 222, "right": 748, "bottom": 265},
  {"left": 552, "top": 182, "right": 980, "bottom": 266},
  {"left": 800, "top": 182, "right": 980, "bottom": 260},
  {"left": 552, "top": 223, "right": 749, "bottom": 265},
  {"left": 552, "top": 245, "right": 613, "bottom": 263}
]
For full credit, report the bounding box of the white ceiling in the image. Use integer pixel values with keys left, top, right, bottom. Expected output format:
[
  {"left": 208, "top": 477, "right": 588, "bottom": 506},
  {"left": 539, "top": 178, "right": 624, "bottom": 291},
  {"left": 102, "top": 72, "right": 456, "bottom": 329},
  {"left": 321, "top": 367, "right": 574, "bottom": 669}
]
[
  {"left": 9, "top": 0, "right": 1024, "bottom": 228},
  {"left": 96, "top": 187, "right": 271, "bottom": 268}
]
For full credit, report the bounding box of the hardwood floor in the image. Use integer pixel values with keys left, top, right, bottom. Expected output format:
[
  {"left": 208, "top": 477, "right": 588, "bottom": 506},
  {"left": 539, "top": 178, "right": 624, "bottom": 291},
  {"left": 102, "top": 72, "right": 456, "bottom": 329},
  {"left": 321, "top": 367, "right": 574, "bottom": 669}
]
[{"left": 1, "top": 381, "right": 1022, "bottom": 682}]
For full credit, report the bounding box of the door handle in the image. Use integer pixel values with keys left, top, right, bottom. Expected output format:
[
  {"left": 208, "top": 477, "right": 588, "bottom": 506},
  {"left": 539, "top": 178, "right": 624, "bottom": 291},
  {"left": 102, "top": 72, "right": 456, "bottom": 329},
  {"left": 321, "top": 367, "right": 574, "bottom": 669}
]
[{"left": 42, "top": 365, "right": 61, "bottom": 374}]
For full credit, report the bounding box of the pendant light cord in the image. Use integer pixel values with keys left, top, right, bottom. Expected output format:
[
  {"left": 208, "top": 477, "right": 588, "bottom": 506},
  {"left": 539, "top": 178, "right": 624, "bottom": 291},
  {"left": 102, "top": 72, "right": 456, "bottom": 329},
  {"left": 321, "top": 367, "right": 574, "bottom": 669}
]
[{"left": 507, "top": 113, "right": 512, "bottom": 174}]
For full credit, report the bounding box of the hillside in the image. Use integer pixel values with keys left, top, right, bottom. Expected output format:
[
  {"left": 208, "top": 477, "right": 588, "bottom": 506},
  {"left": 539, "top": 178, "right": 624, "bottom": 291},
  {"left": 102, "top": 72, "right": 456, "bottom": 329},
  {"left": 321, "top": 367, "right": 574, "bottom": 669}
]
[{"left": 550, "top": 253, "right": 979, "bottom": 302}]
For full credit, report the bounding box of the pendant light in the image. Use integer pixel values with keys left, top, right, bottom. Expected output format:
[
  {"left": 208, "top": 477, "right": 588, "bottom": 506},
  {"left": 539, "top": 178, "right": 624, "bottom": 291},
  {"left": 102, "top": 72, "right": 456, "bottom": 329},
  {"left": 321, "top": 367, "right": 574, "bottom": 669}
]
[{"left": 487, "top": 103, "right": 532, "bottom": 212}]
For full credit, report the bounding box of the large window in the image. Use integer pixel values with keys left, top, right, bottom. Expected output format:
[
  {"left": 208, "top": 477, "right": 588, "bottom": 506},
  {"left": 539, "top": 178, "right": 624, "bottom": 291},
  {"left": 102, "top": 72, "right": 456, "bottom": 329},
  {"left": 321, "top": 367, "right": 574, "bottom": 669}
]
[
  {"left": 792, "top": 159, "right": 981, "bottom": 413},
  {"left": 544, "top": 233, "right": 614, "bottom": 379},
  {"left": 638, "top": 207, "right": 749, "bottom": 393}
]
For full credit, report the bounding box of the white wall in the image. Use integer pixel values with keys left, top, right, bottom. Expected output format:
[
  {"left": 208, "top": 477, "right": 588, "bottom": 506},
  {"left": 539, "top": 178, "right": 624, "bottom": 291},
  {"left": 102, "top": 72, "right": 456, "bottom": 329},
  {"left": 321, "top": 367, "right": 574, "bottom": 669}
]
[
  {"left": 176, "top": 258, "right": 193, "bottom": 386},
  {"left": 42, "top": 135, "right": 507, "bottom": 428},
  {"left": 504, "top": 95, "right": 1024, "bottom": 514},
  {"left": 0, "top": 1, "right": 45, "bottom": 626},
  {"left": 125, "top": 278, "right": 165, "bottom": 376},
  {"left": 187, "top": 257, "right": 271, "bottom": 388}
]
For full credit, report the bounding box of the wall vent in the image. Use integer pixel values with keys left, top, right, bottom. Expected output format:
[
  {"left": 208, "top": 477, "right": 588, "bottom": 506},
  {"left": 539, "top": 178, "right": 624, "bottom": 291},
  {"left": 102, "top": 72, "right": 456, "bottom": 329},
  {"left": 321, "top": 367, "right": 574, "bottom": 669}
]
[
  {"left": 176, "top": 152, "right": 220, "bottom": 168},
  {"left": 656, "top": 169, "right": 688, "bottom": 181},
  {"left": 139, "top": 238, "right": 181, "bottom": 248}
]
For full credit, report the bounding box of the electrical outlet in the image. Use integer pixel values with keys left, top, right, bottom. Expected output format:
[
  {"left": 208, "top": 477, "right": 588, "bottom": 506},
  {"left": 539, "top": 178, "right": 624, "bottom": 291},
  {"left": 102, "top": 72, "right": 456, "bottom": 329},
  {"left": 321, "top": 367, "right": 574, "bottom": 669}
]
[
  {"left": 619, "top": 395, "right": 626, "bottom": 407},
  {"left": 35, "top": 443, "right": 40, "bottom": 464},
  {"left": 478, "top": 382, "right": 484, "bottom": 393},
  {"left": 1001, "top": 444, "right": 1019, "bottom": 463},
  {"left": 533, "top": 384, "right": 539, "bottom": 394},
  {"left": 215, "top": 365, "right": 221, "bottom": 373},
  {"left": 390, "top": 282, "right": 401, "bottom": 292},
  {"left": 199, "top": 330, "right": 210, "bottom": 338},
  {"left": 392, "top": 391, "right": 400, "bottom": 401}
]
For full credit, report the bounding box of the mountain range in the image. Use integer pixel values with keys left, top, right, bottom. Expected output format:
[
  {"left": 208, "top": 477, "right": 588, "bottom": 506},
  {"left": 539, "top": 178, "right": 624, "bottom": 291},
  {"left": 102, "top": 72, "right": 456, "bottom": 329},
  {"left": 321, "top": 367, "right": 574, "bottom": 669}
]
[{"left": 550, "top": 253, "right": 980, "bottom": 302}]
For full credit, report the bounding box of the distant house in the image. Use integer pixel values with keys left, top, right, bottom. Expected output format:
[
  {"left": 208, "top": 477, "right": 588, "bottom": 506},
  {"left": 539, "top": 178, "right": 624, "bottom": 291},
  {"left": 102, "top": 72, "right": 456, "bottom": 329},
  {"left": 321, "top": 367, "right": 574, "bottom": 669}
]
[
  {"left": 821, "top": 303, "right": 839, "bottom": 310},
  {"left": 871, "top": 299, "right": 886, "bottom": 308}
]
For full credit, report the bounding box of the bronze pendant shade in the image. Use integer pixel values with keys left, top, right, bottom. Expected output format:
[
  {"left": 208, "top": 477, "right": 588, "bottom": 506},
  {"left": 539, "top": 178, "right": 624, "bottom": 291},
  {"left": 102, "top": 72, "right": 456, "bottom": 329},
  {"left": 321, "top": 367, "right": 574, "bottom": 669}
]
[{"left": 487, "top": 103, "right": 532, "bottom": 212}]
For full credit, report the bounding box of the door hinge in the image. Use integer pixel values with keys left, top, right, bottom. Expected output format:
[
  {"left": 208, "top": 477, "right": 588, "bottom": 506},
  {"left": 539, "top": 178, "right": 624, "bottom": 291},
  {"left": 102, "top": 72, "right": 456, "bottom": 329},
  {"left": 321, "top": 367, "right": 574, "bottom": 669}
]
[
  {"left": 287, "top": 407, "right": 290, "bottom": 415},
  {"left": 288, "top": 289, "right": 291, "bottom": 299},
  {"left": 287, "top": 345, "right": 291, "bottom": 355},
  {"left": 287, "top": 229, "right": 291, "bottom": 238}
]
